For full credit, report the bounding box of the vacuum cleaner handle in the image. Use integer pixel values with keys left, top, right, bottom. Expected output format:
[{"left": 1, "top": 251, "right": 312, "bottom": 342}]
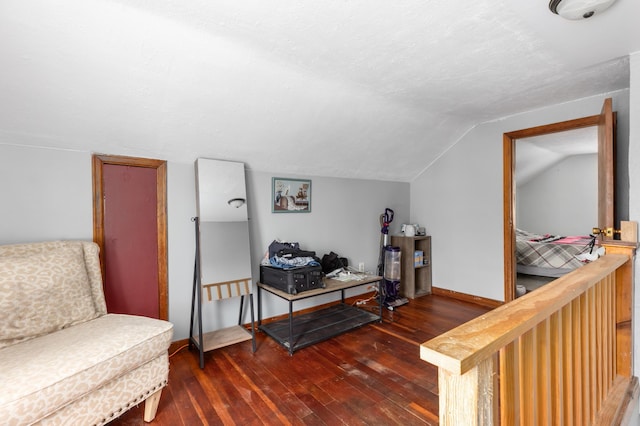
[{"left": 384, "top": 208, "right": 394, "bottom": 224}]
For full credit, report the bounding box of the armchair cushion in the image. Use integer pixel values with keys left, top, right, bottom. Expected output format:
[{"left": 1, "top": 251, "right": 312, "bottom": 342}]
[
  {"left": 0, "top": 243, "right": 99, "bottom": 349},
  {"left": 0, "top": 313, "right": 173, "bottom": 425}
]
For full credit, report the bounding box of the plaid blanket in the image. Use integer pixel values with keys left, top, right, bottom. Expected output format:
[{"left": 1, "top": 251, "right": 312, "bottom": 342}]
[{"left": 516, "top": 229, "right": 596, "bottom": 270}]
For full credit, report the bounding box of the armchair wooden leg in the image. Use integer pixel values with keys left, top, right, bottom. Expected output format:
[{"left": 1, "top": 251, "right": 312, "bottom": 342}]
[{"left": 143, "top": 389, "right": 163, "bottom": 422}]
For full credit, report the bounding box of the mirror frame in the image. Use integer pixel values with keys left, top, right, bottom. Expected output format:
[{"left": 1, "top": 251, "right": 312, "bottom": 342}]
[{"left": 502, "top": 115, "right": 602, "bottom": 302}]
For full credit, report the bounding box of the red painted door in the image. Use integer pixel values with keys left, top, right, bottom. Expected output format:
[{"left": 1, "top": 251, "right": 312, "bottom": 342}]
[{"left": 102, "top": 164, "right": 159, "bottom": 318}]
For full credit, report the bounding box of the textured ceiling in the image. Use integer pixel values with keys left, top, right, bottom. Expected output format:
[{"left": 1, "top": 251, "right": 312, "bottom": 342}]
[{"left": 0, "top": 0, "right": 638, "bottom": 181}]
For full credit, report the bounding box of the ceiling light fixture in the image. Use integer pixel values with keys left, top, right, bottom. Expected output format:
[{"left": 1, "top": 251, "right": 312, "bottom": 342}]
[
  {"left": 549, "top": 0, "right": 617, "bottom": 19},
  {"left": 228, "top": 198, "right": 246, "bottom": 208}
]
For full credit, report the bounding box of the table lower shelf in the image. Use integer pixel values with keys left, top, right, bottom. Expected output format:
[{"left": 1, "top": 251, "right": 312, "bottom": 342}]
[{"left": 259, "top": 304, "right": 380, "bottom": 354}]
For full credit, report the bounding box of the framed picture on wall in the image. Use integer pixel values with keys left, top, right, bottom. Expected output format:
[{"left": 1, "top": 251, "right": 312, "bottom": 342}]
[{"left": 272, "top": 177, "right": 311, "bottom": 213}]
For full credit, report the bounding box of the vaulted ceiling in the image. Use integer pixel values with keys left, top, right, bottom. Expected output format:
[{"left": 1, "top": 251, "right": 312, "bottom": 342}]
[{"left": 1, "top": 0, "right": 638, "bottom": 181}]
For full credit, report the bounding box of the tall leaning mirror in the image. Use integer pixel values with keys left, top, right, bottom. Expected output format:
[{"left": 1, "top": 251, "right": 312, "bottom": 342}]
[{"left": 189, "top": 158, "right": 255, "bottom": 369}]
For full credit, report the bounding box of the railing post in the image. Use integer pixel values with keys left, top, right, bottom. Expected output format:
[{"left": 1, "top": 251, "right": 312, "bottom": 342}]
[
  {"left": 438, "top": 355, "right": 497, "bottom": 425},
  {"left": 601, "top": 241, "right": 637, "bottom": 378}
]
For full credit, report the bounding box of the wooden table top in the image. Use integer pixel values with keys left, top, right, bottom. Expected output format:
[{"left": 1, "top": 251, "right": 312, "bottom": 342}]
[{"left": 257, "top": 274, "right": 382, "bottom": 301}]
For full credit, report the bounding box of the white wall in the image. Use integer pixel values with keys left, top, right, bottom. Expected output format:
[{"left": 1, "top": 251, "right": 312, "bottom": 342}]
[
  {"left": 0, "top": 145, "right": 94, "bottom": 243},
  {"left": 517, "top": 153, "right": 597, "bottom": 236},
  {"left": 411, "top": 89, "right": 630, "bottom": 302},
  {"left": 246, "top": 171, "right": 409, "bottom": 273},
  {"left": 0, "top": 145, "right": 409, "bottom": 340},
  {"left": 629, "top": 52, "right": 640, "bottom": 380}
]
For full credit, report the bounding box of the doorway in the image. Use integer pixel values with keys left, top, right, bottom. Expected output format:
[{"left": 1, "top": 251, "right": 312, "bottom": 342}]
[
  {"left": 92, "top": 154, "right": 168, "bottom": 319},
  {"left": 503, "top": 98, "right": 614, "bottom": 302}
]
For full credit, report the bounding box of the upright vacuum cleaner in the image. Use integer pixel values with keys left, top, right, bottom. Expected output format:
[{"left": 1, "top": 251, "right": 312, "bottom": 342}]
[
  {"left": 377, "top": 208, "right": 393, "bottom": 277},
  {"left": 377, "top": 208, "right": 408, "bottom": 310}
]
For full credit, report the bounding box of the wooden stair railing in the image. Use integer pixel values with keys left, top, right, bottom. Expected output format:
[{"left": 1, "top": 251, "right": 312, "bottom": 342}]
[{"left": 421, "top": 245, "right": 637, "bottom": 425}]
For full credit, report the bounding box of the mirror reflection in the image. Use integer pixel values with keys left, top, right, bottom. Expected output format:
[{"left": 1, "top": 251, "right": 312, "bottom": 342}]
[
  {"left": 195, "top": 158, "right": 248, "bottom": 223},
  {"left": 198, "top": 221, "right": 252, "bottom": 291},
  {"left": 195, "top": 157, "right": 252, "bottom": 293}
]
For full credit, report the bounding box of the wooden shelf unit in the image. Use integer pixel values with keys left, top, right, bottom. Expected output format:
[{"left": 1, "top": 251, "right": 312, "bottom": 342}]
[{"left": 390, "top": 235, "right": 432, "bottom": 298}]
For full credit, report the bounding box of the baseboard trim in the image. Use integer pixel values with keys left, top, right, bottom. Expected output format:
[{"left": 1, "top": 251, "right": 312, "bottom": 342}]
[{"left": 431, "top": 287, "right": 502, "bottom": 309}]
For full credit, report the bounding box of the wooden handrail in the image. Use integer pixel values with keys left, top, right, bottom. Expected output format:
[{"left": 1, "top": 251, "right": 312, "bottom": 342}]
[
  {"left": 421, "top": 255, "right": 628, "bottom": 375},
  {"left": 421, "top": 251, "right": 636, "bottom": 425}
]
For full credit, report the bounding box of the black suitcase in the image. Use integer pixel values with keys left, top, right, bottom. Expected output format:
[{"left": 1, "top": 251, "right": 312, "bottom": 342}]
[{"left": 260, "top": 265, "right": 325, "bottom": 295}]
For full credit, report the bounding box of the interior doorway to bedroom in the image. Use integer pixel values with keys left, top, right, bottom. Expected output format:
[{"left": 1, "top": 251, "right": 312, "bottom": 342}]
[{"left": 502, "top": 98, "right": 615, "bottom": 302}]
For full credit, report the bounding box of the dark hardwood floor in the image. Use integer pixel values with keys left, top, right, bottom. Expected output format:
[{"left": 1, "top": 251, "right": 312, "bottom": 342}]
[{"left": 109, "top": 294, "right": 490, "bottom": 425}]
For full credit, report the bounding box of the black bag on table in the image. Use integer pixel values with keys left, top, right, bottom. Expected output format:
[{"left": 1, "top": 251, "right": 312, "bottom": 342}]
[
  {"left": 268, "top": 240, "right": 300, "bottom": 258},
  {"left": 321, "top": 251, "right": 348, "bottom": 274}
]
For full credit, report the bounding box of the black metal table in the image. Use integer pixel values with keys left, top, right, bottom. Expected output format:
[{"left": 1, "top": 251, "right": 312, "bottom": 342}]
[{"left": 257, "top": 275, "right": 383, "bottom": 355}]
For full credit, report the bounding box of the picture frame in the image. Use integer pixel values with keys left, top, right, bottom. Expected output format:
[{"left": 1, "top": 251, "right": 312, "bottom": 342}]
[{"left": 272, "top": 177, "right": 311, "bottom": 213}]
